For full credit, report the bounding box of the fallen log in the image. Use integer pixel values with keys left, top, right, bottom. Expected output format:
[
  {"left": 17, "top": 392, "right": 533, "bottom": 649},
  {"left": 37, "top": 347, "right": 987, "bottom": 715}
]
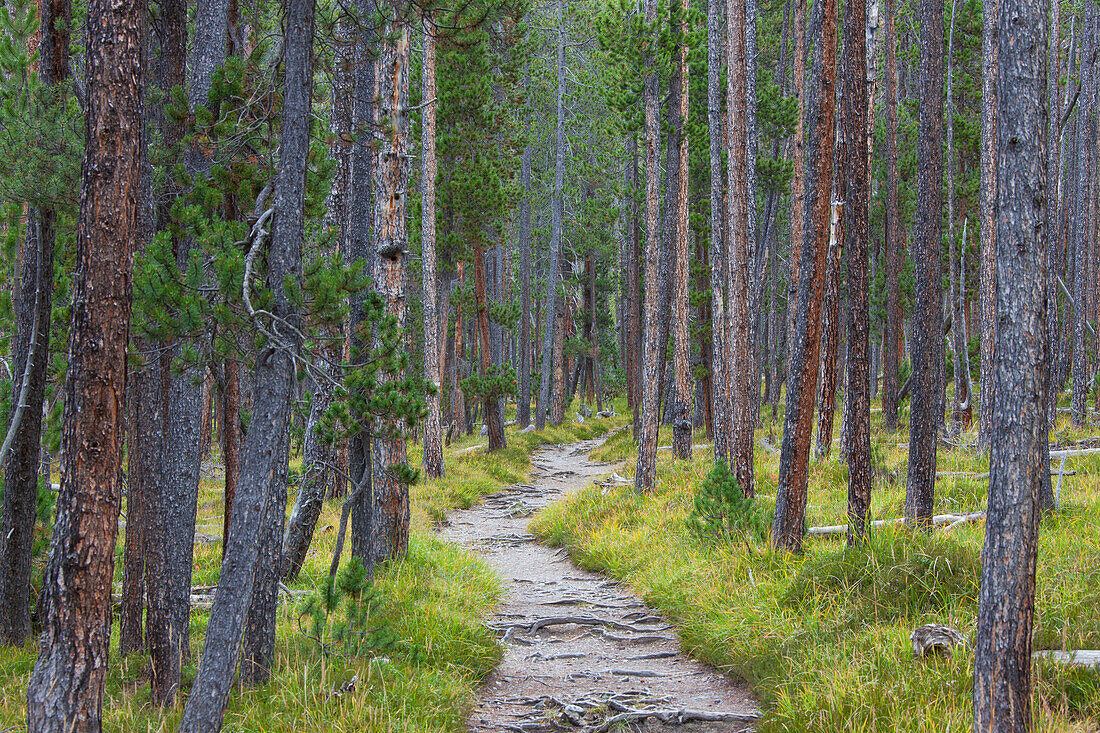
[{"left": 808, "top": 511, "right": 986, "bottom": 536}]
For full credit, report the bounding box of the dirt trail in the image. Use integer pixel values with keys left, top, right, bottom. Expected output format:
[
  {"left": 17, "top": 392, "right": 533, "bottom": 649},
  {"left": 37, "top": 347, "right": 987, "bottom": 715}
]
[{"left": 439, "top": 435, "right": 758, "bottom": 732}]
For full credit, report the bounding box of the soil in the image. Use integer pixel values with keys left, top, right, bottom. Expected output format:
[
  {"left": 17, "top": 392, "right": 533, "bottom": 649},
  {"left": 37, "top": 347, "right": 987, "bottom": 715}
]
[{"left": 439, "top": 434, "right": 759, "bottom": 732}]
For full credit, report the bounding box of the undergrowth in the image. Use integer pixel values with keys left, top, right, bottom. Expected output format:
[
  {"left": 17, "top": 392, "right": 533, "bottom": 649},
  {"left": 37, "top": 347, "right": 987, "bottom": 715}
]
[
  {"left": 531, "top": 410, "right": 1100, "bottom": 732},
  {"left": 0, "top": 401, "right": 627, "bottom": 732}
]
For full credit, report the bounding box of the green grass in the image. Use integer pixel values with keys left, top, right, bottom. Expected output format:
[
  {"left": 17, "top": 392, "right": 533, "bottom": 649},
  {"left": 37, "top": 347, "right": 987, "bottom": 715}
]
[
  {"left": 531, "top": 405, "right": 1100, "bottom": 732},
  {"left": 0, "top": 400, "right": 628, "bottom": 732}
]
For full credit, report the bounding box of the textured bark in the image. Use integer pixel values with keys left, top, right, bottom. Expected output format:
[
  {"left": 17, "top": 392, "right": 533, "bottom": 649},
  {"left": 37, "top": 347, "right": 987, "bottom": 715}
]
[
  {"left": 241, "top": 419, "right": 290, "bottom": 685},
  {"left": 708, "top": 0, "right": 729, "bottom": 463},
  {"left": 280, "top": 370, "right": 336, "bottom": 581},
  {"left": 785, "top": 0, "right": 809, "bottom": 383},
  {"left": 815, "top": 202, "right": 842, "bottom": 461},
  {"left": 627, "top": 136, "right": 643, "bottom": 439},
  {"left": 550, "top": 276, "right": 567, "bottom": 425},
  {"left": 176, "top": 0, "right": 311, "bottom": 723},
  {"left": 25, "top": 0, "right": 143, "bottom": 723},
  {"left": 905, "top": 0, "right": 945, "bottom": 529},
  {"left": 843, "top": 0, "right": 871, "bottom": 544},
  {"left": 635, "top": 0, "right": 662, "bottom": 492},
  {"left": 370, "top": 10, "right": 411, "bottom": 564},
  {"left": 978, "top": 0, "right": 999, "bottom": 446},
  {"left": 420, "top": 19, "right": 444, "bottom": 477},
  {"left": 728, "top": 0, "right": 756, "bottom": 497},
  {"left": 771, "top": 0, "right": 837, "bottom": 553},
  {"left": 451, "top": 262, "right": 467, "bottom": 442},
  {"left": 1072, "top": 5, "right": 1095, "bottom": 427},
  {"left": 1045, "top": 0, "right": 1062, "bottom": 430},
  {"left": 881, "top": 0, "right": 900, "bottom": 431},
  {"left": 946, "top": 0, "right": 971, "bottom": 432},
  {"left": 140, "top": 0, "right": 186, "bottom": 699},
  {"left": 671, "top": 0, "right": 692, "bottom": 460},
  {"left": 0, "top": 0, "right": 67, "bottom": 649},
  {"left": 537, "top": 0, "right": 566, "bottom": 432},
  {"left": 348, "top": 0, "right": 376, "bottom": 565},
  {"left": 475, "top": 240, "right": 506, "bottom": 450},
  {"left": 518, "top": 144, "right": 533, "bottom": 427},
  {"left": 973, "top": 2, "right": 1048, "bottom": 726}
]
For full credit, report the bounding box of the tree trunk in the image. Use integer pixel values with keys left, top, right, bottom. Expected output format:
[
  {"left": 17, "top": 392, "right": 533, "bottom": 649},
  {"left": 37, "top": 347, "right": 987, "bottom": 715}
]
[
  {"left": 882, "top": 0, "right": 901, "bottom": 432},
  {"left": 905, "top": 0, "right": 945, "bottom": 528},
  {"left": 815, "top": 201, "right": 842, "bottom": 461},
  {"left": 785, "top": 0, "right": 809, "bottom": 387},
  {"left": 707, "top": 0, "right": 728, "bottom": 463},
  {"left": 0, "top": 0, "right": 68, "bottom": 650},
  {"left": 348, "top": 0, "right": 376, "bottom": 566},
  {"left": 420, "top": 18, "right": 444, "bottom": 477},
  {"left": 671, "top": 0, "right": 692, "bottom": 460},
  {"left": 635, "top": 0, "right": 663, "bottom": 492},
  {"left": 518, "top": 143, "right": 533, "bottom": 427},
  {"left": 1072, "top": 4, "right": 1095, "bottom": 427},
  {"left": 25, "top": 0, "right": 143, "bottom": 722},
  {"left": 176, "top": 0, "right": 312, "bottom": 722},
  {"left": 370, "top": 11, "right": 412, "bottom": 565},
  {"left": 537, "top": 0, "right": 566, "bottom": 432},
  {"left": 280, "top": 369, "right": 336, "bottom": 581},
  {"left": 475, "top": 240, "right": 506, "bottom": 450},
  {"left": 451, "top": 263, "right": 467, "bottom": 441},
  {"left": 771, "top": 0, "right": 838, "bottom": 552},
  {"left": 843, "top": 0, "right": 871, "bottom": 543},
  {"left": 728, "top": 0, "right": 757, "bottom": 496},
  {"left": 978, "top": 0, "right": 999, "bottom": 446},
  {"left": 973, "top": 2, "right": 1048, "bottom": 725}
]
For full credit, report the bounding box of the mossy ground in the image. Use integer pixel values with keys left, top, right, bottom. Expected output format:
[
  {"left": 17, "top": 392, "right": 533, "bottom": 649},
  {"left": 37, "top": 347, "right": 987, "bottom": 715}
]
[
  {"left": 0, "top": 403, "right": 627, "bottom": 732},
  {"left": 532, "top": 392, "right": 1100, "bottom": 732}
]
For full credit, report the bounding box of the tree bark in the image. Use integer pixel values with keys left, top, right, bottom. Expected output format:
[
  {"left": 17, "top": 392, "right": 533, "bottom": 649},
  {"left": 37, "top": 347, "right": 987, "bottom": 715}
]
[
  {"left": 882, "top": 0, "right": 901, "bottom": 432},
  {"left": 728, "top": 0, "right": 757, "bottom": 496},
  {"left": 475, "top": 239, "right": 507, "bottom": 450},
  {"left": 785, "top": 0, "right": 809, "bottom": 389},
  {"left": 420, "top": 17, "right": 444, "bottom": 477},
  {"left": 176, "top": 0, "right": 312, "bottom": 722},
  {"left": 815, "top": 201, "right": 842, "bottom": 461},
  {"left": 843, "top": 0, "right": 871, "bottom": 544},
  {"left": 537, "top": 0, "right": 566, "bottom": 432},
  {"left": 1072, "top": 4, "right": 1095, "bottom": 427},
  {"left": 635, "top": 0, "right": 662, "bottom": 492},
  {"left": 973, "top": 1, "right": 1048, "bottom": 725},
  {"left": 708, "top": 0, "right": 729, "bottom": 463},
  {"left": 771, "top": 0, "right": 838, "bottom": 552},
  {"left": 978, "top": 0, "right": 999, "bottom": 446},
  {"left": 905, "top": 0, "right": 945, "bottom": 528},
  {"left": 671, "top": 0, "right": 692, "bottom": 460},
  {"left": 518, "top": 143, "right": 533, "bottom": 427},
  {"left": 25, "top": 0, "right": 143, "bottom": 722}
]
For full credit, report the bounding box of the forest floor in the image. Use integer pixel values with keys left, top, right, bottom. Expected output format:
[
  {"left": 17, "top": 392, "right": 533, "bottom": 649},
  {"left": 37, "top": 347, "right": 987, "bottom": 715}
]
[
  {"left": 532, "top": 405, "right": 1100, "bottom": 732},
  {"left": 440, "top": 434, "right": 759, "bottom": 732},
  {"left": 0, "top": 413, "right": 625, "bottom": 732}
]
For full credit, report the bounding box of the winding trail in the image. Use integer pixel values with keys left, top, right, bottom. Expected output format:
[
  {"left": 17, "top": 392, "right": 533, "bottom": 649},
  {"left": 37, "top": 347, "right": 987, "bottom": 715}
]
[{"left": 440, "top": 435, "right": 758, "bottom": 732}]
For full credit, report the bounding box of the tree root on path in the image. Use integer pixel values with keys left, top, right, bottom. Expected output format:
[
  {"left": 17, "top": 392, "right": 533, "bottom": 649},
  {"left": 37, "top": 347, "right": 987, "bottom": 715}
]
[
  {"left": 507, "top": 691, "right": 758, "bottom": 732},
  {"left": 490, "top": 615, "right": 673, "bottom": 636}
]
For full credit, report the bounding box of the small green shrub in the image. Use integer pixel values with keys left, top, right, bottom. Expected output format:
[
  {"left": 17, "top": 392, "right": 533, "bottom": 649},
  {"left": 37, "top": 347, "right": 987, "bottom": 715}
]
[
  {"left": 298, "top": 558, "right": 421, "bottom": 662},
  {"left": 686, "top": 460, "right": 770, "bottom": 545}
]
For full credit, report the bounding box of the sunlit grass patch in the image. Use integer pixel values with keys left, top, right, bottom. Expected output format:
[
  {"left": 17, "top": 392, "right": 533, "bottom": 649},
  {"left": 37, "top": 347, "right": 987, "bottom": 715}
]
[{"left": 532, "top": 395, "right": 1100, "bottom": 731}]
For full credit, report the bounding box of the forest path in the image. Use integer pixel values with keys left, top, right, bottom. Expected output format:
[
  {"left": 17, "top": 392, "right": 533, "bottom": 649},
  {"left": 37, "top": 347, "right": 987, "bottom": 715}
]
[{"left": 439, "top": 435, "right": 759, "bottom": 732}]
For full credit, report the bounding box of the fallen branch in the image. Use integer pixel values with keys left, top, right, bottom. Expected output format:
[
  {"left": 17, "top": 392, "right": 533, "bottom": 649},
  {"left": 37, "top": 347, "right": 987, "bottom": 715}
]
[
  {"left": 594, "top": 706, "right": 758, "bottom": 732},
  {"left": 808, "top": 511, "right": 986, "bottom": 536}
]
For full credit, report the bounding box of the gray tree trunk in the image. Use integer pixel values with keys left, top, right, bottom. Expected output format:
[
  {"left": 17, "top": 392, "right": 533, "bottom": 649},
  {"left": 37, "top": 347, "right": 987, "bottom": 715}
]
[
  {"left": 420, "top": 17, "right": 444, "bottom": 478},
  {"left": 537, "top": 0, "right": 566, "bottom": 432},
  {"left": 905, "top": 0, "right": 945, "bottom": 528},
  {"left": 176, "top": 0, "right": 312, "bottom": 723},
  {"left": 973, "top": 2, "right": 1048, "bottom": 726}
]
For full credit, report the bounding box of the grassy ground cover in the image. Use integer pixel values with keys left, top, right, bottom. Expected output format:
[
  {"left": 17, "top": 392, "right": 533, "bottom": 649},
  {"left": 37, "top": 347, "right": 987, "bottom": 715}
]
[
  {"left": 0, "top": 407, "right": 626, "bottom": 732},
  {"left": 533, "top": 402, "right": 1100, "bottom": 732}
]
